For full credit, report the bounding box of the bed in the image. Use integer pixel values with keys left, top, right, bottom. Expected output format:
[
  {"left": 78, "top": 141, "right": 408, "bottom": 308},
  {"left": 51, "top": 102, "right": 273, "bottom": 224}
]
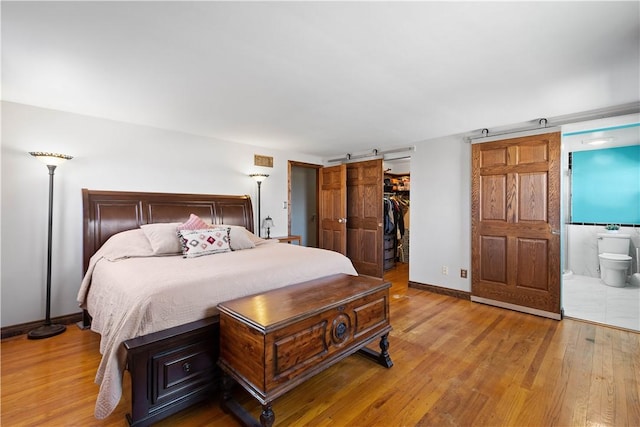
[{"left": 78, "top": 189, "right": 357, "bottom": 426}]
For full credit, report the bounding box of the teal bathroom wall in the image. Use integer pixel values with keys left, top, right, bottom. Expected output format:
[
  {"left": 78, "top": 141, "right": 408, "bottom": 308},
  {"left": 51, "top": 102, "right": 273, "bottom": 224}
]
[{"left": 571, "top": 145, "right": 640, "bottom": 224}]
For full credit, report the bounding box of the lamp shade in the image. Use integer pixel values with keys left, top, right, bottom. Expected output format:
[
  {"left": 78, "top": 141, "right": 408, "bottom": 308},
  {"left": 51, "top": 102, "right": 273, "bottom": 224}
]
[
  {"left": 262, "top": 216, "right": 274, "bottom": 229},
  {"left": 30, "top": 152, "right": 73, "bottom": 166},
  {"left": 249, "top": 173, "right": 269, "bottom": 183}
]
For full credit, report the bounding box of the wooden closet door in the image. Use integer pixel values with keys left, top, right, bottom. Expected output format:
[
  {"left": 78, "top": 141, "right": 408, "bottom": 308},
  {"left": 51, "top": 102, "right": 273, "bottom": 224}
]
[
  {"left": 471, "top": 132, "right": 561, "bottom": 319},
  {"left": 319, "top": 164, "right": 347, "bottom": 255},
  {"left": 347, "top": 159, "right": 383, "bottom": 277}
]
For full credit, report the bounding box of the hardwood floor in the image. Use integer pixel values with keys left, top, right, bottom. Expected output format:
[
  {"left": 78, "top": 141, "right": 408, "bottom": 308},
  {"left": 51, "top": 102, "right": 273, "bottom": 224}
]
[{"left": 2, "top": 262, "right": 639, "bottom": 426}]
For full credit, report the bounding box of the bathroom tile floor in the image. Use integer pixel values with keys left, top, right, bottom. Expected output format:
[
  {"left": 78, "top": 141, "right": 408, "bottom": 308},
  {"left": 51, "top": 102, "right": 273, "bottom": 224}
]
[{"left": 563, "top": 274, "right": 640, "bottom": 332}]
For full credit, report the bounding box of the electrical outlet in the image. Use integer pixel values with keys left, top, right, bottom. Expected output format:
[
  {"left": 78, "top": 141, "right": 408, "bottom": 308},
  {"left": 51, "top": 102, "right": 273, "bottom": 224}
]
[
  {"left": 461, "top": 269, "right": 468, "bottom": 278},
  {"left": 442, "top": 265, "right": 448, "bottom": 275}
]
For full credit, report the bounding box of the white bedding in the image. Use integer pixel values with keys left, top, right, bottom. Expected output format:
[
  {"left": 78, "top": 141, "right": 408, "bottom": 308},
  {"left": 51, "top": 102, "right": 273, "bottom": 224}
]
[{"left": 77, "top": 229, "right": 357, "bottom": 419}]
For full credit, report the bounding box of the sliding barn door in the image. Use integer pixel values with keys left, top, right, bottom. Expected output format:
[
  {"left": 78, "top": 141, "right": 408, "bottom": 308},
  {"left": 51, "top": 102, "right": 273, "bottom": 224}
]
[
  {"left": 319, "top": 164, "right": 347, "bottom": 255},
  {"left": 347, "top": 159, "right": 384, "bottom": 277},
  {"left": 471, "top": 131, "right": 561, "bottom": 319}
]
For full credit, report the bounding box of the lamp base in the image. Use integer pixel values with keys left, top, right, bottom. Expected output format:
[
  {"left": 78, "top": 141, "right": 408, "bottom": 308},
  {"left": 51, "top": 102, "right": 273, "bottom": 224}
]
[{"left": 27, "top": 323, "right": 66, "bottom": 340}]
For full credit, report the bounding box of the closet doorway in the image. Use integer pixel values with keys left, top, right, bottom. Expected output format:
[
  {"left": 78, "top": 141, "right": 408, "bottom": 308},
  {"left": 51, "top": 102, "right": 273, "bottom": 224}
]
[
  {"left": 383, "top": 158, "right": 411, "bottom": 272},
  {"left": 289, "top": 157, "right": 411, "bottom": 277}
]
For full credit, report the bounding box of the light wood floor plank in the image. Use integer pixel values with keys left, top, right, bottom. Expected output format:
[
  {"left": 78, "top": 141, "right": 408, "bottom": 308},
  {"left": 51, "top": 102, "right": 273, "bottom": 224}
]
[{"left": 2, "top": 262, "right": 639, "bottom": 426}]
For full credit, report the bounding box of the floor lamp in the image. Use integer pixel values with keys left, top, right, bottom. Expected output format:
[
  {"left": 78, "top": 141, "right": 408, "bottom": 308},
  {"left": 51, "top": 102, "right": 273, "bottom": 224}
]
[
  {"left": 249, "top": 173, "right": 269, "bottom": 237},
  {"left": 28, "top": 151, "right": 73, "bottom": 340}
]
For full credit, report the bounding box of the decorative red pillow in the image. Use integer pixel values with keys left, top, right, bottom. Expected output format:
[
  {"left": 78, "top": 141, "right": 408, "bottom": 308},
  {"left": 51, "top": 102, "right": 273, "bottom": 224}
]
[{"left": 178, "top": 213, "right": 209, "bottom": 230}]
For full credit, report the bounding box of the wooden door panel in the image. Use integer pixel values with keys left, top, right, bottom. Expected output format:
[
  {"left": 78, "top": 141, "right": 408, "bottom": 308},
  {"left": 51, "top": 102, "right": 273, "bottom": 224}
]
[
  {"left": 518, "top": 172, "right": 548, "bottom": 222},
  {"left": 319, "top": 165, "right": 346, "bottom": 255},
  {"left": 361, "top": 229, "right": 378, "bottom": 264},
  {"left": 322, "top": 229, "right": 344, "bottom": 253},
  {"left": 347, "top": 159, "right": 383, "bottom": 277},
  {"left": 516, "top": 238, "right": 548, "bottom": 290},
  {"left": 480, "top": 175, "right": 507, "bottom": 221},
  {"left": 346, "top": 229, "right": 358, "bottom": 258},
  {"left": 479, "top": 235, "right": 507, "bottom": 283},
  {"left": 362, "top": 184, "right": 380, "bottom": 217},
  {"left": 472, "top": 131, "right": 561, "bottom": 318},
  {"left": 480, "top": 147, "right": 508, "bottom": 167},
  {"left": 518, "top": 142, "right": 549, "bottom": 164}
]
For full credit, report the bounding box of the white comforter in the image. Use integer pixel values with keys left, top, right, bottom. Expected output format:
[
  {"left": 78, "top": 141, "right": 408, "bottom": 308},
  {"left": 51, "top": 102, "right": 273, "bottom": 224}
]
[{"left": 77, "top": 229, "right": 356, "bottom": 419}]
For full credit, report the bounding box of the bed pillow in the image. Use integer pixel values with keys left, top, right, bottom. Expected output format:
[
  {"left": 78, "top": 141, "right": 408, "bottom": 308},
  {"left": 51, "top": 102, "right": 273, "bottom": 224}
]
[
  {"left": 219, "top": 225, "right": 256, "bottom": 251},
  {"left": 99, "top": 229, "right": 155, "bottom": 261},
  {"left": 177, "top": 227, "right": 231, "bottom": 258},
  {"left": 249, "top": 232, "right": 280, "bottom": 246},
  {"left": 179, "top": 213, "right": 210, "bottom": 230},
  {"left": 140, "top": 222, "right": 182, "bottom": 255}
]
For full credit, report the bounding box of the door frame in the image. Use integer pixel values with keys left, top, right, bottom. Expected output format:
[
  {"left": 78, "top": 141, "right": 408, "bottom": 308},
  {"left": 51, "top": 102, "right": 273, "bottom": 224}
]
[{"left": 288, "top": 161, "right": 321, "bottom": 245}]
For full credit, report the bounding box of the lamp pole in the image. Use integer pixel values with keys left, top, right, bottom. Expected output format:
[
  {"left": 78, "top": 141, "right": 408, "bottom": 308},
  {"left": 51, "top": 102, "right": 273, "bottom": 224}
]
[
  {"left": 249, "top": 173, "right": 269, "bottom": 237},
  {"left": 256, "top": 180, "right": 262, "bottom": 237},
  {"left": 28, "top": 152, "right": 72, "bottom": 339}
]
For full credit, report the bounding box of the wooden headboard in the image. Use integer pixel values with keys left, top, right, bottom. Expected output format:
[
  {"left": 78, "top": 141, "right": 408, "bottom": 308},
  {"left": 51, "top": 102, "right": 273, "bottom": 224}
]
[{"left": 82, "top": 189, "right": 254, "bottom": 272}]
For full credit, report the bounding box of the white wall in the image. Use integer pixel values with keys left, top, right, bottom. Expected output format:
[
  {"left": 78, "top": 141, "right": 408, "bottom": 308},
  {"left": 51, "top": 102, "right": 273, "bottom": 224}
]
[
  {"left": 1, "top": 102, "right": 322, "bottom": 327},
  {"left": 410, "top": 135, "right": 472, "bottom": 292}
]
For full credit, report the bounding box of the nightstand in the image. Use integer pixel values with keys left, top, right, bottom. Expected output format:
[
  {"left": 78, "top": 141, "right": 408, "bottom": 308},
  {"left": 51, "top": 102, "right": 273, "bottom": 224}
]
[{"left": 272, "top": 235, "right": 302, "bottom": 245}]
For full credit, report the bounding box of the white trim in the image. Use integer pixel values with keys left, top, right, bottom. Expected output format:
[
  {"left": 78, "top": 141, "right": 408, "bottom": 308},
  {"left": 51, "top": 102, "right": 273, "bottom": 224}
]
[{"left": 470, "top": 296, "right": 562, "bottom": 320}]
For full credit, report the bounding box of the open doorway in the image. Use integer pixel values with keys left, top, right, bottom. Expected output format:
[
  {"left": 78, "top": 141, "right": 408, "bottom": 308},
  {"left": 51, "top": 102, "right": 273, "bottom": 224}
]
[
  {"left": 288, "top": 157, "right": 411, "bottom": 278},
  {"left": 383, "top": 157, "right": 411, "bottom": 273},
  {"left": 561, "top": 115, "right": 639, "bottom": 331},
  {"left": 288, "top": 161, "right": 321, "bottom": 247}
]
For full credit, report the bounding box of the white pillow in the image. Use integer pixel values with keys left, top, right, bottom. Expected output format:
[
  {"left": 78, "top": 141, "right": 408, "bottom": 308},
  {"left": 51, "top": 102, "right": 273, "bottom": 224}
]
[
  {"left": 251, "top": 233, "right": 280, "bottom": 246},
  {"left": 98, "top": 229, "right": 155, "bottom": 261},
  {"left": 222, "top": 226, "right": 277, "bottom": 246},
  {"left": 222, "top": 225, "right": 256, "bottom": 251},
  {"left": 140, "top": 222, "right": 182, "bottom": 255},
  {"left": 177, "top": 227, "right": 231, "bottom": 258}
]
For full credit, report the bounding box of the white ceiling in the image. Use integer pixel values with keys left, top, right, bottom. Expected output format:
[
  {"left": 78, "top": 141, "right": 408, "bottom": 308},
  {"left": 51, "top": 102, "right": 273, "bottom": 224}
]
[{"left": 2, "top": 1, "right": 639, "bottom": 158}]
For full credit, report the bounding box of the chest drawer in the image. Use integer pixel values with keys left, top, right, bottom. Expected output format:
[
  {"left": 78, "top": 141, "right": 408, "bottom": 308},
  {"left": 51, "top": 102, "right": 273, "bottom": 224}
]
[{"left": 151, "top": 339, "right": 217, "bottom": 405}]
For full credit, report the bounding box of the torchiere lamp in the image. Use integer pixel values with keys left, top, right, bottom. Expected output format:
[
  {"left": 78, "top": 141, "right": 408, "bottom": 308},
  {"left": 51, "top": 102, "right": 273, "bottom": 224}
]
[
  {"left": 28, "top": 151, "right": 73, "bottom": 339},
  {"left": 262, "top": 216, "right": 274, "bottom": 239},
  {"left": 249, "top": 173, "right": 269, "bottom": 237}
]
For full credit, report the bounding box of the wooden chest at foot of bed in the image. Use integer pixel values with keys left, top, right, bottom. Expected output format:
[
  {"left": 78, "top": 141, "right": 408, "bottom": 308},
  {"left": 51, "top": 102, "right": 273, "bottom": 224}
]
[{"left": 217, "top": 273, "right": 392, "bottom": 406}]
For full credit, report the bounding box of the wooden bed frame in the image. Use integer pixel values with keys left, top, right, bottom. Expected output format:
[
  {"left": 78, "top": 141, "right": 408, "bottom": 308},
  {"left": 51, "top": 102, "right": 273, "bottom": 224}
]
[{"left": 81, "top": 189, "right": 254, "bottom": 427}]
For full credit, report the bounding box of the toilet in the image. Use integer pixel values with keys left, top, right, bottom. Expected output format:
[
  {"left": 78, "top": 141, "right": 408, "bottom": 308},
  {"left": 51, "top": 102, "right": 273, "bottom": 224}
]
[{"left": 597, "top": 233, "right": 632, "bottom": 287}]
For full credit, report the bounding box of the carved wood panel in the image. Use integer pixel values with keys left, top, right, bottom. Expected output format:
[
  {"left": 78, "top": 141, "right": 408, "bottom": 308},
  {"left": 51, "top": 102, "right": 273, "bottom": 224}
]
[
  {"left": 516, "top": 238, "right": 549, "bottom": 291},
  {"left": 148, "top": 203, "right": 214, "bottom": 223},
  {"left": 480, "top": 235, "right": 507, "bottom": 283},
  {"left": 480, "top": 175, "right": 507, "bottom": 221},
  {"left": 93, "top": 201, "right": 143, "bottom": 248},
  {"left": 518, "top": 172, "right": 548, "bottom": 222}
]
